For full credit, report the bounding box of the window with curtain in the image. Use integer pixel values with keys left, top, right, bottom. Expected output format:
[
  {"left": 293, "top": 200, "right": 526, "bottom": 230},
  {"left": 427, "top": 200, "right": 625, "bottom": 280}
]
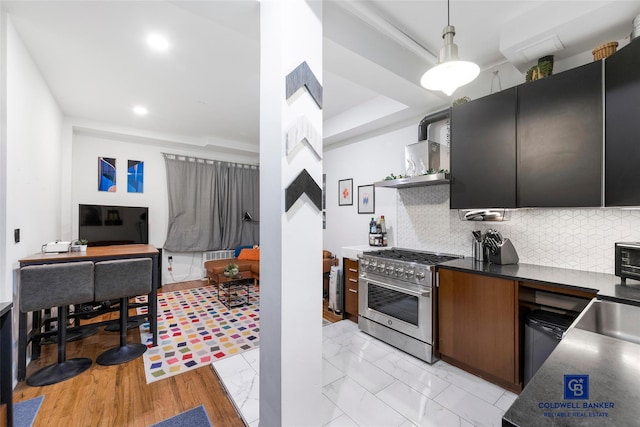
[{"left": 163, "top": 154, "right": 259, "bottom": 252}]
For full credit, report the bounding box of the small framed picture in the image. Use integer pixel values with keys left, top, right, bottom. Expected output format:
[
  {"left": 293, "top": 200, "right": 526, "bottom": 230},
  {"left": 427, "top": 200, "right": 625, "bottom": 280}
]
[
  {"left": 358, "top": 184, "right": 375, "bottom": 214},
  {"left": 338, "top": 178, "right": 353, "bottom": 206},
  {"left": 98, "top": 157, "right": 117, "bottom": 192}
]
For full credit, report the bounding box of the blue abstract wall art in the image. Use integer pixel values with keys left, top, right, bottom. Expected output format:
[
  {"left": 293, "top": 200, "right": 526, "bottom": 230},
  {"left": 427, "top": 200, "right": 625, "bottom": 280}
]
[
  {"left": 127, "top": 160, "right": 144, "bottom": 193},
  {"left": 98, "top": 157, "right": 116, "bottom": 192}
]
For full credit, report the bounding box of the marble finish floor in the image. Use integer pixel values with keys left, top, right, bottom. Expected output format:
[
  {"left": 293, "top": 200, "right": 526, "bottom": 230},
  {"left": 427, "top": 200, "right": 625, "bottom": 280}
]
[{"left": 211, "top": 320, "right": 517, "bottom": 426}]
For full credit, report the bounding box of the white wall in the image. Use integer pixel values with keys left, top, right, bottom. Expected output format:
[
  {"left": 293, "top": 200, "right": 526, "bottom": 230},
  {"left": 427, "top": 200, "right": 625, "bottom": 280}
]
[
  {"left": 3, "top": 16, "right": 65, "bottom": 385},
  {"left": 69, "top": 127, "right": 258, "bottom": 285},
  {"left": 5, "top": 16, "right": 64, "bottom": 300},
  {"left": 323, "top": 124, "right": 416, "bottom": 258},
  {"left": 71, "top": 133, "right": 168, "bottom": 247},
  {"left": 0, "top": 11, "right": 7, "bottom": 304}
]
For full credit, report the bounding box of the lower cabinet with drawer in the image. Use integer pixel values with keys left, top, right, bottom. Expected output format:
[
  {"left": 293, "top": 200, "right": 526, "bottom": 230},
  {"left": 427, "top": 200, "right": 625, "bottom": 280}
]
[{"left": 343, "top": 258, "right": 360, "bottom": 322}]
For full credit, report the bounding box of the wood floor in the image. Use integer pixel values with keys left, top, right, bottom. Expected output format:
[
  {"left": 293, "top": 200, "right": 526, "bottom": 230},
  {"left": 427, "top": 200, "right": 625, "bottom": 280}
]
[{"left": 13, "top": 279, "right": 343, "bottom": 426}]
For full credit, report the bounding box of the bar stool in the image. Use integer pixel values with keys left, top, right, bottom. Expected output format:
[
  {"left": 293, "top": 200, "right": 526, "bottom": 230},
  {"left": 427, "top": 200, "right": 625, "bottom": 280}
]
[
  {"left": 19, "top": 261, "right": 95, "bottom": 386},
  {"left": 94, "top": 258, "right": 152, "bottom": 365}
]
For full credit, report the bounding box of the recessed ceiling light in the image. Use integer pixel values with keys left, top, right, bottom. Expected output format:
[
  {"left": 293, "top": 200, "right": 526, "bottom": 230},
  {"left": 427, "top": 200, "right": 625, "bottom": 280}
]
[
  {"left": 146, "top": 33, "right": 170, "bottom": 52},
  {"left": 133, "top": 106, "right": 148, "bottom": 116}
]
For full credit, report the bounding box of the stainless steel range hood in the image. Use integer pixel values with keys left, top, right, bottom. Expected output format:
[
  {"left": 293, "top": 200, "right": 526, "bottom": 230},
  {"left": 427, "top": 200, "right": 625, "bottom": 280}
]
[
  {"left": 375, "top": 173, "right": 450, "bottom": 188},
  {"left": 375, "top": 109, "right": 451, "bottom": 189}
]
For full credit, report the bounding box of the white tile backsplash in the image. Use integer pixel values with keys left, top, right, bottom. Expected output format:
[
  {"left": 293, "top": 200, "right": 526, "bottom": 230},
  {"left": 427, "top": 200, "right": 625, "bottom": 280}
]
[{"left": 396, "top": 185, "right": 640, "bottom": 274}]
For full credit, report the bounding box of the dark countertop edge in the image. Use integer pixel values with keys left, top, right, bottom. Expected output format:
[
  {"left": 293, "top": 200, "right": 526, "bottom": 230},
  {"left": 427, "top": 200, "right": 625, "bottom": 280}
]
[
  {"left": 0, "top": 302, "right": 12, "bottom": 318},
  {"left": 436, "top": 262, "right": 599, "bottom": 293},
  {"left": 437, "top": 258, "right": 640, "bottom": 306}
]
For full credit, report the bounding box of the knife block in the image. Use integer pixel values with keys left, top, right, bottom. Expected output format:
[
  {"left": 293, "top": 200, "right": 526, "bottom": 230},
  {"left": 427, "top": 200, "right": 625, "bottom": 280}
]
[{"left": 487, "top": 238, "right": 519, "bottom": 265}]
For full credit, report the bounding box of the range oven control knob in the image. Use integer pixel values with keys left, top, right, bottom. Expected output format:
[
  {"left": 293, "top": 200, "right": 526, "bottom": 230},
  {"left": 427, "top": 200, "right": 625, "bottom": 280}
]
[
  {"left": 386, "top": 265, "right": 394, "bottom": 274},
  {"left": 378, "top": 262, "right": 385, "bottom": 272},
  {"left": 405, "top": 269, "right": 414, "bottom": 279},
  {"left": 361, "top": 259, "right": 369, "bottom": 268},
  {"left": 370, "top": 261, "right": 377, "bottom": 270},
  {"left": 395, "top": 267, "right": 404, "bottom": 276},
  {"left": 416, "top": 271, "right": 426, "bottom": 281}
]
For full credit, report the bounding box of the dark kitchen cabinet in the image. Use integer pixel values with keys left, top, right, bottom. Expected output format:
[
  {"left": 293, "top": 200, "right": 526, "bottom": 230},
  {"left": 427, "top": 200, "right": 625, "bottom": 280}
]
[
  {"left": 450, "top": 87, "right": 517, "bottom": 209},
  {"left": 605, "top": 38, "right": 640, "bottom": 206},
  {"left": 343, "top": 258, "right": 359, "bottom": 322},
  {"left": 438, "top": 269, "right": 519, "bottom": 392},
  {"left": 517, "top": 61, "right": 603, "bottom": 207}
]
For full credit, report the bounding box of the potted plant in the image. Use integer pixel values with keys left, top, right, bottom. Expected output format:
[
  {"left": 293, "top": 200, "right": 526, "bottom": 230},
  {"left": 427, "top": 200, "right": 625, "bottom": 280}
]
[
  {"left": 224, "top": 263, "right": 239, "bottom": 278},
  {"left": 71, "top": 239, "right": 88, "bottom": 252},
  {"left": 526, "top": 55, "right": 554, "bottom": 82}
]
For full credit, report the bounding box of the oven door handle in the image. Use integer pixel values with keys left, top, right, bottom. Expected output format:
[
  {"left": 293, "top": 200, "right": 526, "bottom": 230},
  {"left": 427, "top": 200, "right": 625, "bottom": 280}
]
[{"left": 362, "top": 277, "right": 431, "bottom": 298}]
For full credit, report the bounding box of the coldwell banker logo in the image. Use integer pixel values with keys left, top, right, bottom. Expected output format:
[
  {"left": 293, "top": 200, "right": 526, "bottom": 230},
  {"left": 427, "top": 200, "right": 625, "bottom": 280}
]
[
  {"left": 564, "top": 374, "right": 589, "bottom": 400},
  {"left": 538, "top": 374, "right": 614, "bottom": 420}
]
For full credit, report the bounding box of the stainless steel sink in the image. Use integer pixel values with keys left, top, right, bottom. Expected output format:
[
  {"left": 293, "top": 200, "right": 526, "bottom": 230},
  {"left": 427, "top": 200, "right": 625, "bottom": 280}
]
[{"left": 572, "top": 299, "right": 640, "bottom": 345}]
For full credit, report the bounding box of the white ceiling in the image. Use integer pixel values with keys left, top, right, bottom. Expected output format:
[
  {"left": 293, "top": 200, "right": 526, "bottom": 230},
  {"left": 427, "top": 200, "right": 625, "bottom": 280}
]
[{"left": 3, "top": 0, "right": 639, "bottom": 156}]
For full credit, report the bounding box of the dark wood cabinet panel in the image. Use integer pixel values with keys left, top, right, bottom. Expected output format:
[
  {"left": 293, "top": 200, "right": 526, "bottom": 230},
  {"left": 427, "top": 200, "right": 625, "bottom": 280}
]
[
  {"left": 605, "top": 38, "right": 640, "bottom": 206},
  {"left": 439, "top": 269, "right": 518, "bottom": 389},
  {"left": 450, "top": 88, "right": 517, "bottom": 209},
  {"left": 517, "top": 61, "right": 603, "bottom": 207},
  {"left": 343, "top": 258, "right": 359, "bottom": 321}
]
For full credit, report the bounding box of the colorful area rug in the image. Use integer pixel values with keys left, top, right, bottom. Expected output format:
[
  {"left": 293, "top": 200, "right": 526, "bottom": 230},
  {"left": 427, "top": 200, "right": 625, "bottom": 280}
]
[{"left": 138, "top": 284, "right": 260, "bottom": 384}]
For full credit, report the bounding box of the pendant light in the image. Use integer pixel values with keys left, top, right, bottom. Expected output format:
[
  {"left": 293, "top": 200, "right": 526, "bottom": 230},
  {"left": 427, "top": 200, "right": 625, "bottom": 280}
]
[{"left": 420, "top": 0, "right": 479, "bottom": 96}]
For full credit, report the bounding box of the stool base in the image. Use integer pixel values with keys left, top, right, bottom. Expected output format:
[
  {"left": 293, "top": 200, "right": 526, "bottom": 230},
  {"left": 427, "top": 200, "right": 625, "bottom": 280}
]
[
  {"left": 41, "top": 326, "right": 99, "bottom": 345},
  {"left": 26, "top": 358, "right": 92, "bottom": 386},
  {"left": 97, "top": 343, "right": 147, "bottom": 366},
  {"left": 104, "top": 318, "right": 143, "bottom": 332}
]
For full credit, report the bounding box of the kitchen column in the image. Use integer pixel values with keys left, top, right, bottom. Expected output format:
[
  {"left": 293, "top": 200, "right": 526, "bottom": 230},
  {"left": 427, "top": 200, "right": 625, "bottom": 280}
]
[{"left": 259, "top": 1, "right": 323, "bottom": 426}]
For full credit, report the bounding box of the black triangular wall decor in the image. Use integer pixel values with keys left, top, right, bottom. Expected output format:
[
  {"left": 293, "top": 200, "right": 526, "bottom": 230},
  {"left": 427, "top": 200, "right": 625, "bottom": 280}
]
[
  {"left": 285, "top": 169, "right": 322, "bottom": 212},
  {"left": 285, "top": 61, "right": 323, "bottom": 109}
]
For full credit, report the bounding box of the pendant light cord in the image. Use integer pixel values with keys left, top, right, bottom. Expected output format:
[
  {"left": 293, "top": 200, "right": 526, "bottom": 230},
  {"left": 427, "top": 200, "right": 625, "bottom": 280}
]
[{"left": 447, "top": 0, "right": 450, "bottom": 26}]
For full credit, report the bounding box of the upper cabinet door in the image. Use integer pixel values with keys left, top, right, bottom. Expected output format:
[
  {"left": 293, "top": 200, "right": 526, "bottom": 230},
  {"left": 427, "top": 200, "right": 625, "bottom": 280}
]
[
  {"left": 605, "top": 38, "right": 640, "bottom": 206},
  {"left": 450, "top": 88, "right": 517, "bottom": 209},
  {"left": 517, "top": 61, "right": 603, "bottom": 207}
]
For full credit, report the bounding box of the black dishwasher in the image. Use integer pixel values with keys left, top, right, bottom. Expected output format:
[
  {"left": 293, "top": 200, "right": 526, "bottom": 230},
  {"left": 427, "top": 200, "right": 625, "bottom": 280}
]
[{"left": 523, "top": 310, "right": 576, "bottom": 387}]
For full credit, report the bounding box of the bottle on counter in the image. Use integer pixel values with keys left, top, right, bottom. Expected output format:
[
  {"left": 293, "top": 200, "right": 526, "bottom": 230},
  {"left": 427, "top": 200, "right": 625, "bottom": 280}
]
[
  {"left": 380, "top": 215, "right": 386, "bottom": 233},
  {"left": 369, "top": 217, "right": 377, "bottom": 233}
]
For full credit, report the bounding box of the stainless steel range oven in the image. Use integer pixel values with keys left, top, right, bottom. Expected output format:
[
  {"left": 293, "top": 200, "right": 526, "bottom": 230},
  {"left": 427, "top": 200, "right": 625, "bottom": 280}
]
[{"left": 358, "top": 248, "right": 461, "bottom": 363}]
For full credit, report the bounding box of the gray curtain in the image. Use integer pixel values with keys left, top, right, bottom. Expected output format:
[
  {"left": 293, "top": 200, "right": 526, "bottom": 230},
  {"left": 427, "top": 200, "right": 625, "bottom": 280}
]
[
  {"left": 219, "top": 163, "right": 260, "bottom": 249},
  {"left": 163, "top": 155, "right": 259, "bottom": 252}
]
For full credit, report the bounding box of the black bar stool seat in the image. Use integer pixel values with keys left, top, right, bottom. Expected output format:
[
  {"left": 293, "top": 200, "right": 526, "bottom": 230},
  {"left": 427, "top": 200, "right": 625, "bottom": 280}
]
[
  {"left": 20, "top": 262, "right": 95, "bottom": 386},
  {"left": 94, "top": 258, "right": 152, "bottom": 365}
]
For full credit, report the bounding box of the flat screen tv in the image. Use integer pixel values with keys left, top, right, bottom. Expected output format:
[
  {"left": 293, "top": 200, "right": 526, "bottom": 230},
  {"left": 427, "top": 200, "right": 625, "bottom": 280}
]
[{"left": 79, "top": 204, "right": 148, "bottom": 246}]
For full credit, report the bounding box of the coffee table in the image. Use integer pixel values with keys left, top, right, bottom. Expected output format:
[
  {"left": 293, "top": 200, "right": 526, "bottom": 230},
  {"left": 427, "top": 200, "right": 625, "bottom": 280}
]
[{"left": 210, "top": 270, "right": 253, "bottom": 309}]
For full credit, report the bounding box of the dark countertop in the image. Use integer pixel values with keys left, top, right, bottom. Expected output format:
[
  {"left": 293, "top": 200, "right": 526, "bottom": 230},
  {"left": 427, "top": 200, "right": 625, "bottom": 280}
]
[
  {"left": 437, "top": 258, "right": 640, "bottom": 306},
  {"left": 503, "top": 327, "right": 640, "bottom": 426},
  {"left": 0, "top": 302, "right": 11, "bottom": 318},
  {"left": 436, "top": 260, "right": 640, "bottom": 426}
]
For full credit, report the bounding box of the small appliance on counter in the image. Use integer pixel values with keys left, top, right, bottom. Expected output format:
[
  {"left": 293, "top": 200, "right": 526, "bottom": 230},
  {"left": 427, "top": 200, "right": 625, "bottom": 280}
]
[
  {"left": 615, "top": 242, "right": 640, "bottom": 284},
  {"left": 483, "top": 229, "right": 519, "bottom": 265},
  {"left": 41, "top": 241, "right": 71, "bottom": 253}
]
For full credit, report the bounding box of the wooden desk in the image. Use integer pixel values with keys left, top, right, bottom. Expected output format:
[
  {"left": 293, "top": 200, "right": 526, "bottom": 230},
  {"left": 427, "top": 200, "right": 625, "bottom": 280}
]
[
  {"left": 0, "top": 302, "right": 12, "bottom": 427},
  {"left": 18, "top": 244, "right": 159, "bottom": 381}
]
